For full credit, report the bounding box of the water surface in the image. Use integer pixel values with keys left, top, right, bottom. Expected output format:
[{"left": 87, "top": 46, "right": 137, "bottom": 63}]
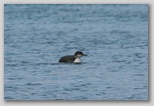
[{"left": 4, "top": 4, "right": 148, "bottom": 100}]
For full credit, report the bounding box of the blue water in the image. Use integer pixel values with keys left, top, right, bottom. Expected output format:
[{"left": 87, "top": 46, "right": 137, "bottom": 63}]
[{"left": 4, "top": 4, "right": 148, "bottom": 100}]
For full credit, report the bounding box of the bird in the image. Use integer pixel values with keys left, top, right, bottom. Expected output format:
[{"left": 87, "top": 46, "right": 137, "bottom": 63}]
[{"left": 59, "top": 51, "right": 87, "bottom": 64}]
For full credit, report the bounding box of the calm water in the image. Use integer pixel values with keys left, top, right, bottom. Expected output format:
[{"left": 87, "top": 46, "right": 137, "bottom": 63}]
[{"left": 4, "top": 4, "right": 148, "bottom": 100}]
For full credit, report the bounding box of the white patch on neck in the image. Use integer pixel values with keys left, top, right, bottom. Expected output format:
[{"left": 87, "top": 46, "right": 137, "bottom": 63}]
[{"left": 74, "top": 58, "right": 81, "bottom": 63}]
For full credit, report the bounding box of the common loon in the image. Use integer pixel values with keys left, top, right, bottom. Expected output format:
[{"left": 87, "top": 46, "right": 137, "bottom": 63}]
[{"left": 59, "top": 51, "right": 87, "bottom": 63}]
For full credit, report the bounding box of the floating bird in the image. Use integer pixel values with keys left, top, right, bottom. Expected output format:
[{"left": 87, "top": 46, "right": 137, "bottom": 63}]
[{"left": 59, "top": 51, "right": 87, "bottom": 64}]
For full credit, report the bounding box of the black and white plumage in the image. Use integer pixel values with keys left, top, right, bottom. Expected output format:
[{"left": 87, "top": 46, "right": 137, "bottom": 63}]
[{"left": 59, "top": 51, "right": 87, "bottom": 63}]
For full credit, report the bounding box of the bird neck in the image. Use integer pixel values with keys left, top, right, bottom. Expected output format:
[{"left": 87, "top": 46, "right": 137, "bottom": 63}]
[{"left": 74, "top": 58, "right": 81, "bottom": 63}]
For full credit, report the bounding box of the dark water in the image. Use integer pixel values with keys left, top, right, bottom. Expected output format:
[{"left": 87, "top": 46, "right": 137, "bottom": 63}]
[{"left": 4, "top": 4, "right": 148, "bottom": 100}]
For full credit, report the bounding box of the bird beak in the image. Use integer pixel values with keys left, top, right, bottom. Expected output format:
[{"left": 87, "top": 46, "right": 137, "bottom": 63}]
[{"left": 83, "top": 54, "right": 87, "bottom": 56}]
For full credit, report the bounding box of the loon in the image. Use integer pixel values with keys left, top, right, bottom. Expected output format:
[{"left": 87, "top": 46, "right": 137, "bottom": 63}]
[{"left": 59, "top": 51, "right": 87, "bottom": 63}]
